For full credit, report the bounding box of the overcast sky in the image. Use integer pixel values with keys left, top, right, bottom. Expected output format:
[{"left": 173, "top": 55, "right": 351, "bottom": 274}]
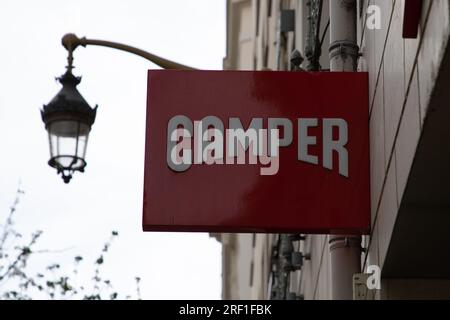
[{"left": 0, "top": 0, "right": 225, "bottom": 299}]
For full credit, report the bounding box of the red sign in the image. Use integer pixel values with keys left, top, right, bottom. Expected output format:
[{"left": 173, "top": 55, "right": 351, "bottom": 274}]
[
  {"left": 403, "top": 0, "right": 422, "bottom": 38},
  {"left": 143, "top": 70, "right": 370, "bottom": 234}
]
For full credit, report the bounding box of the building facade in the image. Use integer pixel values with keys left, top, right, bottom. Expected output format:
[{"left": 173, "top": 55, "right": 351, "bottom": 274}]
[{"left": 216, "top": 0, "right": 450, "bottom": 299}]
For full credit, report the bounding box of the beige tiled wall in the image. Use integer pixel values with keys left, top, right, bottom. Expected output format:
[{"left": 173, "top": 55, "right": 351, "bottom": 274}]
[
  {"left": 362, "top": 0, "right": 447, "bottom": 261},
  {"left": 360, "top": 0, "right": 450, "bottom": 299}
]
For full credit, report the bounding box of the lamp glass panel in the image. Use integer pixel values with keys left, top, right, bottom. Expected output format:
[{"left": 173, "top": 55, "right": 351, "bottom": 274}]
[
  {"left": 76, "top": 123, "right": 90, "bottom": 159},
  {"left": 48, "top": 120, "right": 89, "bottom": 170}
]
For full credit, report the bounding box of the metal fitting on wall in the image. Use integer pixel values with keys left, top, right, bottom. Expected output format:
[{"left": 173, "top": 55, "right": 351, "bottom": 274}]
[{"left": 329, "top": 40, "right": 359, "bottom": 72}]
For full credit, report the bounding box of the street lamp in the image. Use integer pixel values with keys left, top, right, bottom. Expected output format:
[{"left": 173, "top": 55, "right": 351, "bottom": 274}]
[
  {"left": 42, "top": 33, "right": 193, "bottom": 183},
  {"left": 41, "top": 68, "right": 96, "bottom": 184}
]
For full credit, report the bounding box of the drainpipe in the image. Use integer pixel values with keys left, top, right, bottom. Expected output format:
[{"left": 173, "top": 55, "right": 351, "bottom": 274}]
[{"left": 328, "top": 0, "right": 361, "bottom": 300}]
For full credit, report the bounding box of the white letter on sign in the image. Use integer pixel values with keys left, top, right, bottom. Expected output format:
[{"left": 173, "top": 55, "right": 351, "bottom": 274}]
[
  {"left": 323, "top": 118, "right": 348, "bottom": 177},
  {"left": 298, "top": 118, "right": 318, "bottom": 165},
  {"left": 268, "top": 118, "right": 293, "bottom": 156},
  {"left": 167, "top": 115, "right": 192, "bottom": 172},
  {"left": 201, "top": 116, "right": 224, "bottom": 165}
]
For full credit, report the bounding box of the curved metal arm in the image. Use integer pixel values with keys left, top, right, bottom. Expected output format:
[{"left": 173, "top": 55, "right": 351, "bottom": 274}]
[{"left": 61, "top": 33, "right": 195, "bottom": 70}]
